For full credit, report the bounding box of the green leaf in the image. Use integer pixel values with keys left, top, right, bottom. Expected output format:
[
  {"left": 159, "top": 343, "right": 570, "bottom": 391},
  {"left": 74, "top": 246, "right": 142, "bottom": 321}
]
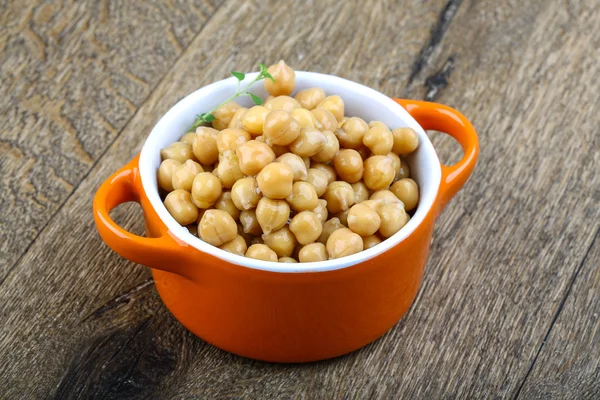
[
  {"left": 231, "top": 71, "right": 245, "bottom": 81},
  {"left": 263, "top": 71, "right": 275, "bottom": 83},
  {"left": 257, "top": 63, "right": 274, "bottom": 82},
  {"left": 248, "top": 92, "right": 262, "bottom": 105},
  {"left": 203, "top": 113, "right": 216, "bottom": 122}
]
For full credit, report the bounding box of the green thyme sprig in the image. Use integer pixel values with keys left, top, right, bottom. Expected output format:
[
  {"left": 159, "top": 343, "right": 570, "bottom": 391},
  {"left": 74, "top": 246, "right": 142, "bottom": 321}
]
[{"left": 190, "top": 63, "right": 275, "bottom": 131}]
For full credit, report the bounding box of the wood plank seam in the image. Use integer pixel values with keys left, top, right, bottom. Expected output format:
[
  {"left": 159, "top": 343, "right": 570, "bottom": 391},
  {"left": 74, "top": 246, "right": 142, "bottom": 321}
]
[
  {"left": 407, "top": 0, "right": 463, "bottom": 86},
  {"left": 80, "top": 279, "right": 154, "bottom": 323},
  {"left": 0, "top": 0, "right": 227, "bottom": 288},
  {"left": 513, "top": 226, "right": 600, "bottom": 399},
  {"left": 424, "top": 55, "right": 455, "bottom": 101}
]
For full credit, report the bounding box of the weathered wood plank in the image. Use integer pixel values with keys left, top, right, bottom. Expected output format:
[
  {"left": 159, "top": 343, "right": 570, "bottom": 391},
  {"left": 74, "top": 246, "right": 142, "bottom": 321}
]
[
  {"left": 0, "top": 0, "right": 450, "bottom": 397},
  {"left": 517, "top": 228, "right": 600, "bottom": 399},
  {"left": 1, "top": 0, "right": 599, "bottom": 399},
  {"left": 0, "top": 0, "right": 223, "bottom": 281},
  {"left": 151, "top": 0, "right": 600, "bottom": 398}
]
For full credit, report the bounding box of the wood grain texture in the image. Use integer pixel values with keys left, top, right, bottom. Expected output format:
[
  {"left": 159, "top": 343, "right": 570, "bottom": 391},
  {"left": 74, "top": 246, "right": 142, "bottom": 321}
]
[
  {"left": 0, "top": 0, "right": 223, "bottom": 281},
  {"left": 1, "top": 0, "right": 599, "bottom": 399},
  {"left": 518, "top": 229, "right": 600, "bottom": 399},
  {"left": 0, "top": 0, "right": 449, "bottom": 397}
]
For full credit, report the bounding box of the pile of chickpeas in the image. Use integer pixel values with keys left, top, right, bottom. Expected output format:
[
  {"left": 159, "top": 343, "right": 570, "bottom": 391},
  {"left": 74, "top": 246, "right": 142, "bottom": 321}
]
[{"left": 157, "top": 60, "right": 420, "bottom": 263}]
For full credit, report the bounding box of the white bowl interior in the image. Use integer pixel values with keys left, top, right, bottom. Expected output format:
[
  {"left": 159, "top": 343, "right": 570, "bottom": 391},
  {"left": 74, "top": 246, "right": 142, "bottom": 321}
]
[{"left": 139, "top": 72, "right": 441, "bottom": 273}]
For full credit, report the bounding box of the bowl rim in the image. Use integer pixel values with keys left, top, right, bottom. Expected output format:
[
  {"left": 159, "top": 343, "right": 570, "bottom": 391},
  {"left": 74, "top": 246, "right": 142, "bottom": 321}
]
[{"left": 139, "top": 71, "right": 441, "bottom": 273}]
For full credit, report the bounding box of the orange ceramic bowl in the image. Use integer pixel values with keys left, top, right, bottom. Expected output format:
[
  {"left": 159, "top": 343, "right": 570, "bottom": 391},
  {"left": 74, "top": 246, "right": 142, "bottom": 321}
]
[{"left": 93, "top": 72, "right": 478, "bottom": 363}]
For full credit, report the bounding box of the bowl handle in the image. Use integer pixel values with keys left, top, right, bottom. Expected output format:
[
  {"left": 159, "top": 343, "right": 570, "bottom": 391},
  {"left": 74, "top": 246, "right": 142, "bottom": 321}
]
[
  {"left": 93, "top": 155, "right": 193, "bottom": 278},
  {"left": 393, "top": 99, "right": 479, "bottom": 215}
]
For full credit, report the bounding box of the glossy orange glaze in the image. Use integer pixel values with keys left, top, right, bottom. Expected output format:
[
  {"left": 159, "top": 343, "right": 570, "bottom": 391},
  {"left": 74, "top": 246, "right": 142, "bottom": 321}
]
[{"left": 93, "top": 99, "right": 478, "bottom": 362}]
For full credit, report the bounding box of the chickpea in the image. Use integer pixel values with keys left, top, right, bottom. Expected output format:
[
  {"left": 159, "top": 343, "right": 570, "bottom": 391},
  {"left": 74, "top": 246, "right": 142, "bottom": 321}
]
[
  {"left": 172, "top": 159, "right": 204, "bottom": 192},
  {"left": 219, "top": 235, "right": 247, "bottom": 256},
  {"left": 279, "top": 257, "right": 298, "bottom": 263},
  {"left": 369, "top": 189, "right": 402, "bottom": 206},
  {"left": 256, "top": 197, "right": 290, "bottom": 234},
  {"left": 217, "top": 128, "right": 251, "bottom": 153},
  {"left": 286, "top": 181, "right": 319, "bottom": 212},
  {"left": 333, "top": 149, "right": 364, "bottom": 183},
  {"left": 299, "top": 243, "right": 328, "bottom": 262},
  {"left": 263, "top": 110, "right": 301, "bottom": 146},
  {"left": 264, "top": 60, "right": 295, "bottom": 96},
  {"left": 212, "top": 101, "right": 241, "bottom": 130},
  {"left": 289, "top": 127, "right": 326, "bottom": 157},
  {"left": 398, "top": 159, "right": 411, "bottom": 180},
  {"left": 215, "top": 151, "right": 244, "bottom": 189},
  {"left": 161, "top": 141, "right": 194, "bottom": 163},
  {"left": 302, "top": 156, "right": 311, "bottom": 169},
  {"left": 326, "top": 228, "right": 363, "bottom": 259},
  {"left": 235, "top": 140, "right": 275, "bottom": 176},
  {"left": 387, "top": 152, "right": 401, "bottom": 181},
  {"left": 306, "top": 168, "right": 329, "bottom": 197},
  {"left": 332, "top": 210, "right": 348, "bottom": 228},
  {"left": 311, "top": 163, "right": 337, "bottom": 184},
  {"left": 294, "top": 87, "right": 326, "bottom": 110},
  {"left": 246, "top": 244, "right": 278, "bottom": 261},
  {"left": 228, "top": 107, "right": 249, "bottom": 129},
  {"left": 289, "top": 211, "right": 323, "bottom": 245},
  {"left": 362, "top": 235, "right": 382, "bottom": 250},
  {"left": 311, "top": 130, "right": 339, "bottom": 163},
  {"left": 318, "top": 217, "right": 344, "bottom": 245},
  {"left": 265, "top": 95, "right": 301, "bottom": 113},
  {"left": 363, "top": 123, "right": 394, "bottom": 155},
  {"left": 337, "top": 117, "right": 368, "bottom": 149},
  {"left": 256, "top": 162, "right": 294, "bottom": 199},
  {"left": 351, "top": 182, "right": 370, "bottom": 203},
  {"left": 378, "top": 202, "right": 409, "bottom": 238},
  {"left": 290, "top": 108, "right": 317, "bottom": 128},
  {"left": 241, "top": 105, "right": 269, "bottom": 135},
  {"left": 360, "top": 199, "right": 385, "bottom": 213},
  {"left": 363, "top": 155, "right": 396, "bottom": 190},
  {"left": 347, "top": 204, "right": 381, "bottom": 236},
  {"left": 198, "top": 209, "right": 238, "bottom": 246},
  {"left": 157, "top": 159, "right": 182, "bottom": 192},
  {"left": 369, "top": 121, "right": 387, "bottom": 129},
  {"left": 311, "top": 108, "right": 338, "bottom": 131},
  {"left": 239, "top": 209, "right": 263, "bottom": 236},
  {"left": 390, "top": 178, "right": 419, "bottom": 211},
  {"left": 338, "top": 117, "right": 347, "bottom": 129},
  {"left": 391, "top": 127, "right": 419, "bottom": 154},
  {"left": 317, "top": 95, "right": 344, "bottom": 122},
  {"left": 192, "top": 127, "right": 219, "bottom": 165},
  {"left": 180, "top": 132, "right": 196, "bottom": 146},
  {"left": 231, "top": 177, "right": 261, "bottom": 210},
  {"left": 275, "top": 153, "right": 307, "bottom": 182},
  {"left": 164, "top": 189, "right": 198, "bottom": 226},
  {"left": 312, "top": 199, "right": 328, "bottom": 224},
  {"left": 323, "top": 181, "right": 355, "bottom": 213},
  {"left": 191, "top": 172, "right": 222, "bottom": 208},
  {"left": 214, "top": 191, "right": 241, "bottom": 220},
  {"left": 262, "top": 226, "right": 297, "bottom": 258}
]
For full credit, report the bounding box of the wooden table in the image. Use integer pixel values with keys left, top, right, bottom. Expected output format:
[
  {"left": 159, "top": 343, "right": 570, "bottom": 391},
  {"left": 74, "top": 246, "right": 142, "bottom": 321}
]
[{"left": 1, "top": 0, "right": 599, "bottom": 398}]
